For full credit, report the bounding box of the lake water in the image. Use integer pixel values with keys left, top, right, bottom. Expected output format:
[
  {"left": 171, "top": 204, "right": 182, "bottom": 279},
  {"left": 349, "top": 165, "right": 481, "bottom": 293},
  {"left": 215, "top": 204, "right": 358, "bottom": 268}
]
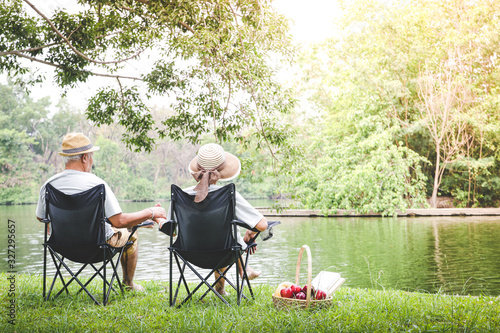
[{"left": 1, "top": 202, "right": 500, "bottom": 296}]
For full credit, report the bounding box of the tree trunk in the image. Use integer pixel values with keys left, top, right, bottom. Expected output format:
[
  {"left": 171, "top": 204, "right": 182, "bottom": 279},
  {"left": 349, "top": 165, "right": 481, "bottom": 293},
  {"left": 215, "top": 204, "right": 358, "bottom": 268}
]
[
  {"left": 154, "top": 164, "right": 160, "bottom": 187},
  {"left": 430, "top": 145, "right": 441, "bottom": 208}
]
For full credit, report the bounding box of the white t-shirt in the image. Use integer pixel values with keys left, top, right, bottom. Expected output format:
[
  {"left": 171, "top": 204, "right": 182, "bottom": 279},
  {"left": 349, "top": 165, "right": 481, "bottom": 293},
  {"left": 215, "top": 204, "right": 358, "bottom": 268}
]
[
  {"left": 36, "top": 169, "right": 122, "bottom": 240},
  {"left": 167, "top": 184, "right": 264, "bottom": 249}
]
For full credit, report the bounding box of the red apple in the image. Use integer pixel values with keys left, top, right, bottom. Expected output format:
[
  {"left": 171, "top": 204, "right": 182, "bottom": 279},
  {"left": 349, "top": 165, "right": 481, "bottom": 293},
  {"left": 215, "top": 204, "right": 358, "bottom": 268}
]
[
  {"left": 280, "top": 287, "right": 293, "bottom": 298},
  {"left": 303, "top": 285, "right": 315, "bottom": 298},
  {"left": 295, "top": 291, "right": 306, "bottom": 300},
  {"left": 315, "top": 289, "right": 327, "bottom": 300},
  {"left": 290, "top": 284, "right": 302, "bottom": 295}
]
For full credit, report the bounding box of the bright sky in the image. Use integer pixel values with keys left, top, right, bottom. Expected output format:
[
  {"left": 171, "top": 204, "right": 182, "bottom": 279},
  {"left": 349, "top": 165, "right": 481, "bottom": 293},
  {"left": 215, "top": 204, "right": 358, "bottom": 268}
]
[
  {"left": 9, "top": 0, "right": 341, "bottom": 109},
  {"left": 273, "top": 0, "right": 341, "bottom": 44}
]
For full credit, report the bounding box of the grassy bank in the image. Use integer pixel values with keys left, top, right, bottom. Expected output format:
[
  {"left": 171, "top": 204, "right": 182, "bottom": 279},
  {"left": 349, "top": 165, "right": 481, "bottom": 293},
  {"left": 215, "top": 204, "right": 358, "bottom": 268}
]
[{"left": 1, "top": 274, "right": 499, "bottom": 332}]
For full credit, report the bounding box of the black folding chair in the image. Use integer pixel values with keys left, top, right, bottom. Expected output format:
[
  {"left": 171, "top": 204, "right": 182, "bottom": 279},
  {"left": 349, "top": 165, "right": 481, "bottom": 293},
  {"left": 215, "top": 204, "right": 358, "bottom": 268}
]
[
  {"left": 162, "top": 183, "right": 279, "bottom": 307},
  {"left": 42, "top": 183, "right": 140, "bottom": 305}
]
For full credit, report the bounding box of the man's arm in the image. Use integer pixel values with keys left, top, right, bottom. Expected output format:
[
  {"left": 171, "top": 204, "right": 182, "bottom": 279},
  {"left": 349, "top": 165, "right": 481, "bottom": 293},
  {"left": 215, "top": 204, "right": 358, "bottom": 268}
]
[{"left": 108, "top": 206, "right": 166, "bottom": 229}]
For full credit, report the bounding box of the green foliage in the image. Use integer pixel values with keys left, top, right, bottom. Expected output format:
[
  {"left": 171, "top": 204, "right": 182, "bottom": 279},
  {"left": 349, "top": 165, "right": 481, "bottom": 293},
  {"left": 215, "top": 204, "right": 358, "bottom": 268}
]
[
  {"left": 87, "top": 86, "right": 155, "bottom": 152},
  {"left": 0, "top": 82, "right": 47, "bottom": 204},
  {"left": 1, "top": 0, "right": 295, "bottom": 153},
  {"left": 92, "top": 136, "right": 131, "bottom": 198},
  {"left": 292, "top": 0, "right": 500, "bottom": 209},
  {"left": 125, "top": 178, "right": 155, "bottom": 202},
  {"left": 0, "top": 128, "right": 39, "bottom": 204},
  {"left": 0, "top": 80, "right": 96, "bottom": 204},
  {"left": 0, "top": 80, "right": 279, "bottom": 204},
  {"left": 292, "top": 129, "right": 428, "bottom": 216},
  {"left": 441, "top": 157, "right": 497, "bottom": 208}
]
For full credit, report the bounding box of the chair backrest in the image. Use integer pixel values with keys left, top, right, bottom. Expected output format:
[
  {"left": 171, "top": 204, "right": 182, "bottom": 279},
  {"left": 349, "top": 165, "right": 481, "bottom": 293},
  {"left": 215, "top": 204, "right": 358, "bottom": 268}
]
[
  {"left": 171, "top": 183, "right": 236, "bottom": 252},
  {"left": 45, "top": 183, "right": 106, "bottom": 248}
]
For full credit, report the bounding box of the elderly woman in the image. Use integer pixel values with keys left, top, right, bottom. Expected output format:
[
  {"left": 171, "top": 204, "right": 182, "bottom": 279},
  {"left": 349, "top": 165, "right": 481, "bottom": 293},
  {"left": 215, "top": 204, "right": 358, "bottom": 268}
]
[{"left": 161, "top": 143, "right": 268, "bottom": 295}]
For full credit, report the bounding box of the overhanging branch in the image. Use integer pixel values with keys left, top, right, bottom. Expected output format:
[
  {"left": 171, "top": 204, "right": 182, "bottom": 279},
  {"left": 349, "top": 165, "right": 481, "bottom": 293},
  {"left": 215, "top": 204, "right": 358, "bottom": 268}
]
[
  {"left": 23, "top": 0, "right": 144, "bottom": 65},
  {"left": 0, "top": 43, "right": 59, "bottom": 56},
  {"left": 12, "top": 52, "right": 143, "bottom": 81}
]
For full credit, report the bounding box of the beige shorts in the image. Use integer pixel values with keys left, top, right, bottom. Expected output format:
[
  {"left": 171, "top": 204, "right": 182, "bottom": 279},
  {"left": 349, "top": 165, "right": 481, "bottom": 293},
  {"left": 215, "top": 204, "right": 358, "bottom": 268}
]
[{"left": 107, "top": 227, "right": 138, "bottom": 256}]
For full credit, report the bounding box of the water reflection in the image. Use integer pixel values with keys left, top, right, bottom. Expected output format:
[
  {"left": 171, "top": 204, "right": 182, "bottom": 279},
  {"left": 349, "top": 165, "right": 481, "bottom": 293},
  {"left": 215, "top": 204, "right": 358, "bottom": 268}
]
[{"left": 1, "top": 203, "right": 500, "bottom": 296}]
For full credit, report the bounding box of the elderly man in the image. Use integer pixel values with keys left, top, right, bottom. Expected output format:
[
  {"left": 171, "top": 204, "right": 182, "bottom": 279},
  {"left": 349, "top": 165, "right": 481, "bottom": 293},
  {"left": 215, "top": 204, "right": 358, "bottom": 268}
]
[{"left": 36, "top": 133, "right": 166, "bottom": 291}]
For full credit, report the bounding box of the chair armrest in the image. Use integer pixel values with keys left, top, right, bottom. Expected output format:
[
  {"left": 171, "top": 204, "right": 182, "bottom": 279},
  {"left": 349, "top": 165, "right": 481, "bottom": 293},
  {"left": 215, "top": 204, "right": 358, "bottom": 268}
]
[
  {"left": 266, "top": 220, "right": 281, "bottom": 228},
  {"left": 232, "top": 220, "right": 282, "bottom": 244},
  {"left": 136, "top": 220, "right": 155, "bottom": 228},
  {"left": 231, "top": 220, "right": 281, "bottom": 231},
  {"left": 235, "top": 220, "right": 282, "bottom": 242},
  {"left": 231, "top": 220, "right": 259, "bottom": 232},
  {"left": 260, "top": 220, "right": 280, "bottom": 241},
  {"left": 159, "top": 220, "right": 177, "bottom": 236}
]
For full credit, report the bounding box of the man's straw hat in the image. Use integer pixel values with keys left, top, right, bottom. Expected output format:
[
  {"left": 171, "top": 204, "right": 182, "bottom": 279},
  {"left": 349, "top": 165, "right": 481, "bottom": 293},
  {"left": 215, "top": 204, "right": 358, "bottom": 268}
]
[
  {"left": 188, "top": 143, "right": 241, "bottom": 181},
  {"left": 58, "top": 133, "right": 100, "bottom": 156}
]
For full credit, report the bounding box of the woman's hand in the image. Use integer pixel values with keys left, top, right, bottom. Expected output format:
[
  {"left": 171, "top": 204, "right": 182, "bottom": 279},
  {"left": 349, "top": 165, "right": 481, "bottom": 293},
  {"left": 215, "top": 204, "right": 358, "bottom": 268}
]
[
  {"left": 243, "top": 230, "right": 257, "bottom": 243},
  {"left": 244, "top": 230, "right": 258, "bottom": 254}
]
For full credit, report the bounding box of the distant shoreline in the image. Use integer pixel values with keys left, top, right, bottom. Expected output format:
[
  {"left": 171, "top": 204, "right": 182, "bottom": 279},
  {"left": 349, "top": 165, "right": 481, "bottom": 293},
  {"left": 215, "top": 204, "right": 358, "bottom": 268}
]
[
  {"left": 4, "top": 202, "right": 500, "bottom": 217},
  {"left": 257, "top": 208, "right": 500, "bottom": 217}
]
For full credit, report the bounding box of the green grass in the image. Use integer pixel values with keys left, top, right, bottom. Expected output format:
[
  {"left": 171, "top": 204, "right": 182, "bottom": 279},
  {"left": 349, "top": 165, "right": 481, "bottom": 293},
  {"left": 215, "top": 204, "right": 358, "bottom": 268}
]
[{"left": 1, "top": 273, "right": 499, "bottom": 332}]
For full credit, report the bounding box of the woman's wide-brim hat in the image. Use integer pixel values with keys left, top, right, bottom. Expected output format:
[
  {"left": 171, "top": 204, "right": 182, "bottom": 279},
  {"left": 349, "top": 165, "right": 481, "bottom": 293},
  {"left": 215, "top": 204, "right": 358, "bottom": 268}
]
[
  {"left": 188, "top": 143, "right": 241, "bottom": 181},
  {"left": 58, "top": 133, "right": 100, "bottom": 156}
]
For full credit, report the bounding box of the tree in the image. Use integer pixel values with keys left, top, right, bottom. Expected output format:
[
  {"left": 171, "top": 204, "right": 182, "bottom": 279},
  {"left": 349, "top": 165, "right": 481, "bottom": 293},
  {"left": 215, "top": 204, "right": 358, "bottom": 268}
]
[
  {"left": 288, "top": 109, "right": 428, "bottom": 216},
  {"left": 0, "top": 82, "right": 43, "bottom": 203},
  {"left": 292, "top": 0, "right": 500, "bottom": 209},
  {"left": 1, "top": 0, "right": 295, "bottom": 153},
  {"left": 416, "top": 51, "right": 475, "bottom": 208}
]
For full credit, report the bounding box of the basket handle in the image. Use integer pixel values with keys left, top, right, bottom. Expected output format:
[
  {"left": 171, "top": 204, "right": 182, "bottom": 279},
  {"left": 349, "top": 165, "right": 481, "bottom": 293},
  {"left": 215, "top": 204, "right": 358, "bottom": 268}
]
[{"left": 295, "top": 245, "right": 312, "bottom": 308}]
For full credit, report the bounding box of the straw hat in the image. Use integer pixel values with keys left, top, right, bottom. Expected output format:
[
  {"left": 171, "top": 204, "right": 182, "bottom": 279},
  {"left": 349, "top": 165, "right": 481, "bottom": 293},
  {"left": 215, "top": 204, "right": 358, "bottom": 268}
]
[
  {"left": 58, "top": 133, "right": 100, "bottom": 156},
  {"left": 188, "top": 143, "right": 241, "bottom": 181}
]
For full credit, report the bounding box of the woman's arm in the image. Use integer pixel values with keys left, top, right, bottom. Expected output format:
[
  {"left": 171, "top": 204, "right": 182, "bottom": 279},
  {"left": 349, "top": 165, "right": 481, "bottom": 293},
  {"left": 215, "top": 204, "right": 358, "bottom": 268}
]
[{"left": 243, "top": 217, "right": 268, "bottom": 243}]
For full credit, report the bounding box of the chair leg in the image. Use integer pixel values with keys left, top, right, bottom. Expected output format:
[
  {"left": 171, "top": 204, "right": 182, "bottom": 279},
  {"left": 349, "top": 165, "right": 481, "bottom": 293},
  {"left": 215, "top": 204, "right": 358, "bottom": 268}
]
[
  {"left": 46, "top": 251, "right": 71, "bottom": 300},
  {"left": 100, "top": 248, "right": 122, "bottom": 306},
  {"left": 105, "top": 249, "right": 123, "bottom": 304},
  {"left": 212, "top": 266, "right": 249, "bottom": 302},
  {"left": 55, "top": 262, "right": 89, "bottom": 298},
  {"left": 168, "top": 248, "right": 255, "bottom": 307},
  {"left": 236, "top": 252, "right": 240, "bottom": 305},
  {"left": 50, "top": 251, "right": 100, "bottom": 304},
  {"left": 173, "top": 262, "right": 187, "bottom": 306},
  {"left": 239, "top": 252, "right": 255, "bottom": 300},
  {"left": 114, "top": 247, "right": 127, "bottom": 294},
  {"left": 173, "top": 255, "right": 195, "bottom": 306},
  {"left": 43, "top": 244, "right": 47, "bottom": 299},
  {"left": 44, "top": 246, "right": 125, "bottom": 306},
  {"left": 169, "top": 252, "right": 191, "bottom": 306},
  {"left": 103, "top": 247, "right": 106, "bottom": 305},
  {"left": 46, "top": 263, "right": 63, "bottom": 301},
  {"left": 174, "top": 256, "right": 191, "bottom": 295},
  {"left": 177, "top": 259, "right": 230, "bottom": 307},
  {"left": 199, "top": 271, "right": 222, "bottom": 301},
  {"left": 198, "top": 265, "right": 236, "bottom": 301},
  {"left": 76, "top": 262, "right": 116, "bottom": 296},
  {"left": 169, "top": 249, "right": 173, "bottom": 306},
  {"left": 107, "top": 254, "right": 122, "bottom": 293},
  {"left": 71, "top": 253, "right": 122, "bottom": 305}
]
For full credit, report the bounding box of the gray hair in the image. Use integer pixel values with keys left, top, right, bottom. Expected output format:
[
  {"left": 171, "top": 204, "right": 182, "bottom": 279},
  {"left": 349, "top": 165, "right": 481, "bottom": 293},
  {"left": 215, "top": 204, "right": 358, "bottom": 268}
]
[{"left": 63, "top": 153, "right": 84, "bottom": 165}]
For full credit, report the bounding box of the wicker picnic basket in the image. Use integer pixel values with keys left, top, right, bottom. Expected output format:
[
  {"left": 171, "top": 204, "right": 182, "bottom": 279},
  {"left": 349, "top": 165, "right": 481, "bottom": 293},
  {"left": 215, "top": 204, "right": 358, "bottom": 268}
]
[{"left": 272, "top": 245, "right": 333, "bottom": 309}]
